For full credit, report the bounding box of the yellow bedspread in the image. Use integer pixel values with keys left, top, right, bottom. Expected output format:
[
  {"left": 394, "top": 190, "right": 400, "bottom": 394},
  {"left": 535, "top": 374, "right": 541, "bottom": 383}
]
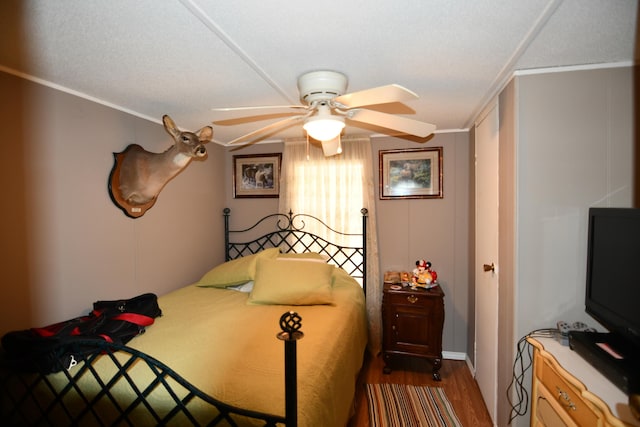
[{"left": 35, "top": 265, "right": 367, "bottom": 426}]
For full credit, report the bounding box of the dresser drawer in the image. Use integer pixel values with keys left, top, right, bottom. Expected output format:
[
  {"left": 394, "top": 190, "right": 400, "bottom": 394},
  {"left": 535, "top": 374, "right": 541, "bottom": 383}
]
[
  {"left": 534, "top": 377, "right": 579, "bottom": 427},
  {"left": 536, "top": 357, "right": 599, "bottom": 426},
  {"left": 384, "top": 291, "right": 435, "bottom": 308}
]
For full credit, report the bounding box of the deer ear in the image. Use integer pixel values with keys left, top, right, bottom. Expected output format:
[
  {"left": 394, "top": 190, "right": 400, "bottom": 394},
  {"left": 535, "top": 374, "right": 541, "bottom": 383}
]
[
  {"left": 197, "top": 126, "right": 213, "bottom": 143},
  {"left": 162, "top": 115, "right": 181, "bottom": 138}
]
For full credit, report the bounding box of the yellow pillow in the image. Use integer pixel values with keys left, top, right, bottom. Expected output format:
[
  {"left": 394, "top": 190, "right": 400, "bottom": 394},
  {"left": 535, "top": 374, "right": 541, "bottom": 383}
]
[
  {"left": 197, "top": 248, "right": 280, "bottom": 287},
  {"left": 248, "top": 258, "right": 334, "bottom": 305}
]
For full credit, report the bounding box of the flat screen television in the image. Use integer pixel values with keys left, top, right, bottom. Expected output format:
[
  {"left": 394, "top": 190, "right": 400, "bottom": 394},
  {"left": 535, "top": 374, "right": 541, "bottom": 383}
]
[{"left": 584, "top": 207, "right": 640, "bottom": 350}]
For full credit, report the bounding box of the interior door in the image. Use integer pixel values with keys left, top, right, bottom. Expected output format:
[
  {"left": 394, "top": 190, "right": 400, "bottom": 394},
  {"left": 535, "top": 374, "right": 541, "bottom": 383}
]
[{"left": 474, "top": 102, "right": 499, "bottom": 424}]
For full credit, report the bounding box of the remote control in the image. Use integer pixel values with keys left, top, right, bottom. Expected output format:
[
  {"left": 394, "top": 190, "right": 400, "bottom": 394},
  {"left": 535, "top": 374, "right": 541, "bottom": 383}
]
[
  {"left": 556, "top": 321, "right": 595, "bottom": 346},
  {"left": 557, "top": 321, "right": 571, "bottom": 336},
  {"left": 571, "top": 321, "right": 588, "bottom": 330}
]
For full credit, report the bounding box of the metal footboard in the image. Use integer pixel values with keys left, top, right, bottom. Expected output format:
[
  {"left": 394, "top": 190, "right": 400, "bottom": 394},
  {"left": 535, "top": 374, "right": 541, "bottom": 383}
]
[{"left": 0, "top": 312, "right": 302, "bottom": 427}]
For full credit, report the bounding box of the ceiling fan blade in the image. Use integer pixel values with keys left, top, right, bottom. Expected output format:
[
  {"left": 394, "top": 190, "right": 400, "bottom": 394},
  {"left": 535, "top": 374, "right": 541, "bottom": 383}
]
[
  {"left": 226, "top": 112, "right": 312, "bottom": 145},
  {"left": 333, "top": 84, "right": 418, "bottom": 109},
  {"left": 348, "top": 109, "right": 436, "bottom": 137},
  {"left": 212, "top": 105, "right": 307, "bottom": 112},
  {"left": 214, "top": 112, "right": 300, "bottom": 126}
]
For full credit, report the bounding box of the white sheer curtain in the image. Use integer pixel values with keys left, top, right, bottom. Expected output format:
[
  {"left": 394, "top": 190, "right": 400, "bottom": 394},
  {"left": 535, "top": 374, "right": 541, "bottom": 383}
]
[{"left": 279, "top": 137, "right": 382, "bottom": 354}]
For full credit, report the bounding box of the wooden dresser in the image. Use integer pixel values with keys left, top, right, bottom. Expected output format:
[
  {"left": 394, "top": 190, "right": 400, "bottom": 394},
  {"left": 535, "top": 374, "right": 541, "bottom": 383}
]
[
  {"left": 527, "top": 337, "right": 640, "bottom": 427},
  {"left": 382, "top": 283, "right": 444, "bottom": 380}
]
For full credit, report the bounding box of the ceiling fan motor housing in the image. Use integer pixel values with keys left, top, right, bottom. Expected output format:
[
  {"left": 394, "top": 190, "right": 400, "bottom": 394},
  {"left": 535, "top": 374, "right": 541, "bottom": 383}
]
[{"left": 297, "top": 70, "right": 348, "bottom": 104}]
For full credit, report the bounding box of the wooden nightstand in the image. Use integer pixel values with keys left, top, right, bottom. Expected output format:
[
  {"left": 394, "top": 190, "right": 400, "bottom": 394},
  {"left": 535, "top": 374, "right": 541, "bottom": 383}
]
[{"left": 382, "top": 283, "right": 445, "bottom": 380}]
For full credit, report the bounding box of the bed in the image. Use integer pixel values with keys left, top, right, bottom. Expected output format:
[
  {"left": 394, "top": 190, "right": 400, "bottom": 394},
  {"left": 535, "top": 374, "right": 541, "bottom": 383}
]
[{"left": 0, "top": 208, "right": 369, "bottom": 426}]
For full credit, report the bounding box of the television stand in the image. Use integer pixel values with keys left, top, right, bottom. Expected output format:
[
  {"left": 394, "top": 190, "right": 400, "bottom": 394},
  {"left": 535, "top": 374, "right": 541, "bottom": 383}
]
[{"left": 568, "top": 331, "right": 640, "bottom": 395}]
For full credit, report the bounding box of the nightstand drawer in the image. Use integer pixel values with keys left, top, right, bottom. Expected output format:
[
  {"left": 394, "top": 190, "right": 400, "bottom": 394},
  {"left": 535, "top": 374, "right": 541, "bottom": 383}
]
[
  {"left": 384, "top": 291, "right": 434, "bottom": 308},
  {"left": 537, "top": 357, "right": 599, "bottom": 427}
]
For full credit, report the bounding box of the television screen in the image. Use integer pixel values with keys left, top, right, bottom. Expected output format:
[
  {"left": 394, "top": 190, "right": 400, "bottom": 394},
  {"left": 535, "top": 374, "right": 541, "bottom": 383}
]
[{"left": 585, "top": 208, "right": 640, "bottom": 349}]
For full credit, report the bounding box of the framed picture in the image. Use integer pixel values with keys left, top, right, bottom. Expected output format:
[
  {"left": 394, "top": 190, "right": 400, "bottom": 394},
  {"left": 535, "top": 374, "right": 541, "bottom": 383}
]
[
  {"left": 233, "top": 153, "right": 281, "bottom": 198},
  {"left": 379, "top": 147, "right": 443, "bottom": 199}
]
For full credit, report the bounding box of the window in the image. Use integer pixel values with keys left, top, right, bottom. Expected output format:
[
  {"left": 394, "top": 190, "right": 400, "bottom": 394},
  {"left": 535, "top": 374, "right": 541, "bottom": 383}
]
[{"left": 279, "top": 138, "right": 374, "bottom": 279}]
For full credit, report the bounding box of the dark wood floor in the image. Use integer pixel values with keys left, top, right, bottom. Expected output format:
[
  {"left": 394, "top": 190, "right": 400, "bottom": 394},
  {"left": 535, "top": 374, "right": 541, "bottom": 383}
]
[{"left": 348, "top": 353, "right": 493, "bottom": 426}]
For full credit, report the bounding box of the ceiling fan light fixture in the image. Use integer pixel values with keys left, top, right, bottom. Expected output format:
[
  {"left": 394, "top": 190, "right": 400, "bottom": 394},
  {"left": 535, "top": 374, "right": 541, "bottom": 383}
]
[{"left": 303, "top": 116, "right": 345, "bottom": 141}]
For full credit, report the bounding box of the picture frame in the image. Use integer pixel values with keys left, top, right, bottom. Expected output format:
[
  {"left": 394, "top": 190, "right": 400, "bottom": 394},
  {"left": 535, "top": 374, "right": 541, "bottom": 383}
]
[
  {"left": 379, "top": 147, "right": 443, "bottom": 199},
  {"left": 233, "top": 153, "right": 281, "bottom": 198}
]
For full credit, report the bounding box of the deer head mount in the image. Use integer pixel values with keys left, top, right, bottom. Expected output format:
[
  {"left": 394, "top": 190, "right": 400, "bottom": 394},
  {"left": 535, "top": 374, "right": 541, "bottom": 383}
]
[{"left": 108, "top": 115, "right": 213, "bottom": 218}]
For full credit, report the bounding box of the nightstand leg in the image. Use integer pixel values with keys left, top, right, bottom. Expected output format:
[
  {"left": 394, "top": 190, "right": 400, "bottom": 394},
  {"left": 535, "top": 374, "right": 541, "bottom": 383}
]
[
  {"left": 383, "top": 353, "right": 392, "bottom": 374},
  {"left": 432, "top": 357, "right": 442, "bottom": 381}
]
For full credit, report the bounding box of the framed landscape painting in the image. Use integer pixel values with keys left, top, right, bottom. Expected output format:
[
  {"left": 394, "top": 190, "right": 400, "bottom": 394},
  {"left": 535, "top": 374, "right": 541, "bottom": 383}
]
[
  {"left": 379, "top": 147, "right": 443, "bottom": 199},
  {"left": 233, "top": 153, "right": 281, "bottom": 198}
]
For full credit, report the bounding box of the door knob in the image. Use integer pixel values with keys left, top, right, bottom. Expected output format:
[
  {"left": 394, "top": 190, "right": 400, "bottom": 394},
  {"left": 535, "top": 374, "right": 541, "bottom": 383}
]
[{"left": 483, "top": 263, "right": 495, "bottom": 272}]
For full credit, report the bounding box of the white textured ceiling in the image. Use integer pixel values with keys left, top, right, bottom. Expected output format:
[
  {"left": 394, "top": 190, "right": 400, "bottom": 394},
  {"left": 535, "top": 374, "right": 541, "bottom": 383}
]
[{"left": 0, "top": 0, "right": 636, "bottom": 146}]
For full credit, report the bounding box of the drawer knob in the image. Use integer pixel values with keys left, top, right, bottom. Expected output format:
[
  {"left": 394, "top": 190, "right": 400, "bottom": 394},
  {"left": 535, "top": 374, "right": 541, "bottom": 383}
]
[
  {"left": 556, "top": 386, "right": 576, "bottom": 411},
  {"left": 407, "top": 295, "right": 418, "bottom": 304}
]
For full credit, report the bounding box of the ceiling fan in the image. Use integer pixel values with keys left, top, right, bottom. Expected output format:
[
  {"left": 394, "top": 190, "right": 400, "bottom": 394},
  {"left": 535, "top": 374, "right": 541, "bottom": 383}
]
[{"left": 213, "top": 70, "right": 436, "bottom": 156}]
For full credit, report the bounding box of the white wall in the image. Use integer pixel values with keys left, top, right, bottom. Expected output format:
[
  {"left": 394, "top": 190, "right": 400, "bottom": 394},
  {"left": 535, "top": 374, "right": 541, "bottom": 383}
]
[
  {"left": 373, "top": 133, "right": 471, "bottom": 354},
  {"left": 515, "top": 67, "right": 634, "bottom": 336},
  {"left": 0, "top": 71, "right": 227, "bottom": 336},
  {"left": 499, "top": 66, "right": 634, "bottom": 427}
]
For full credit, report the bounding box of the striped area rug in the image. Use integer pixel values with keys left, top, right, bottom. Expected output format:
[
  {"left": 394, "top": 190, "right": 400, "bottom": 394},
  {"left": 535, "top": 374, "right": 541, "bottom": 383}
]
[{"left": 365, "top": 383, "right": 463, "bottom": 427}]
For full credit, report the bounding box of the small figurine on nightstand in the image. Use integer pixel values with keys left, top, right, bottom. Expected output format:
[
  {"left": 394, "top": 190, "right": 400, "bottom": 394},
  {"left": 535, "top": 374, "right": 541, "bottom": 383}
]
[
  {"left": 412, "top": 259, "right": 438, "bottom": 289},
  {"left": 400, "top": 271, "right": 411, "bottom": 286}
]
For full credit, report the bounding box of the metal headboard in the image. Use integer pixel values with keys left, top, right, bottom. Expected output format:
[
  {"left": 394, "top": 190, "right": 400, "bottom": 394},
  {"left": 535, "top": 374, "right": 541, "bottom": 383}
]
[{"left": 224, "top": 208, "right": 368, "bottom": 294}]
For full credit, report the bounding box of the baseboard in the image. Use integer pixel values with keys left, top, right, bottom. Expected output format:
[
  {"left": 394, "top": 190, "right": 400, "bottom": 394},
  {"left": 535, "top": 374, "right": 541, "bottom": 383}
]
[
  {"left": 442, "top": 351, "right": 476, "bottom": 376},
  {"left": 442, "top": 351, "right": 466, "bottom": 361},
  {"left": 465, "top": 355, "right": 475, "bottom": 376}
]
